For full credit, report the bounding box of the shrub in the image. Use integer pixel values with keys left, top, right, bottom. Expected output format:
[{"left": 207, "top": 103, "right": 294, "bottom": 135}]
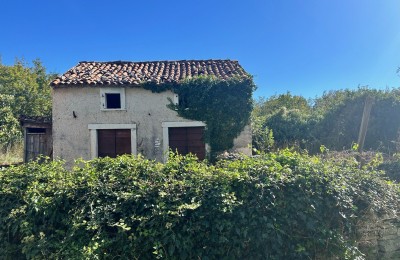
[
  {"left": 378, "top": 154, "right": 400, "bottom": 183},
  {"left": 0, "top": 152, "right": 398, "bottom": 259}
]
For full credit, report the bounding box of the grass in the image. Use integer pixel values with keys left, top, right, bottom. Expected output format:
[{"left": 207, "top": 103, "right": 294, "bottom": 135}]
[{"left": 0, "top": 142, "right": 23, "bottom": 166}]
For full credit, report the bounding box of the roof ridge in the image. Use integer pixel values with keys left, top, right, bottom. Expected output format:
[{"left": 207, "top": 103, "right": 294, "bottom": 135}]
[{"left": 78, "top": 59, "right": 237, "bottom": 64}]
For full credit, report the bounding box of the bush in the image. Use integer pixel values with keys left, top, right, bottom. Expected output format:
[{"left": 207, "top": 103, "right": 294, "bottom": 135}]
[
  {"left": 0, "top": 152, "right": 398, "bottom": 259},
  {"left": 378, "top": 154, "right": 400, "bottom": 183}
]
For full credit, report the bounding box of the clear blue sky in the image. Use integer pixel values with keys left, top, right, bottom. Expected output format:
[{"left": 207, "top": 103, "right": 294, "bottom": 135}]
[{"left": 1, "top": 0, "right": 399, "bottom": 98}]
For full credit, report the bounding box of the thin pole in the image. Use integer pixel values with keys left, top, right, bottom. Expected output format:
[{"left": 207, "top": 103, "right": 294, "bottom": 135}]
[{"left": 357, "top": 96, "right": 373, "bottom": 153}]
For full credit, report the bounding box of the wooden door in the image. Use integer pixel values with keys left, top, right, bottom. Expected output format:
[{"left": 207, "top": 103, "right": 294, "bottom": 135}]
[
  {"left": 26, "top": 132, "right": 47, "bottom": 161},
  {"left": 168, "top": 127, "right": 205, "bottom": 159},
  {"left": 98, "top": 129, "right": 131, "bottom": 158}
]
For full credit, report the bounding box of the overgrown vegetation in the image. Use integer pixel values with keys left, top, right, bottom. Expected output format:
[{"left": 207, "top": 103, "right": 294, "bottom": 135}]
[
  {"left": 1, "top": 151, "right": 398, "bottom": 259},
  {"left": 169, "top": 76, "right": 255, "bottom": 159},
  {"left": 143, "top": 76, "right": 256, "bottom": 159},
  {"left": 252, "top": 88, "right": 400, "bottom": 154},
  {"left": 378, "top": 154, "right": 400, "bottom": 183},
  {"left": 0, "top": 59, "right": 54, "bottom": 153},
  {"left": 0, "top": 142, "right": 23, "bottom": 165}
]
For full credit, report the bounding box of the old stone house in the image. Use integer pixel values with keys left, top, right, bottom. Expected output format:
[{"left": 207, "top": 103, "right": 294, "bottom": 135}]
[{"left": 49, "top": 59, "right": 252, "bottom": 164}]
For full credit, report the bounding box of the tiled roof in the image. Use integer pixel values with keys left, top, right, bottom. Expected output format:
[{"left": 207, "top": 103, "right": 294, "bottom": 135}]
[
  {"left": 19, "top": 115, "right": 51, "bottom": 125},
  {"left": 51, "top": 59, "right": 249, "bottom": 87}
]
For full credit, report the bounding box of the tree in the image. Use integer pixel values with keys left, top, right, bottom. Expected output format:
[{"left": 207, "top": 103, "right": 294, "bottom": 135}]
[
  {"left": 252, "top": 92, "right": 311, "bottom": 152},
  {"left": 253, "top": 92, "right": 311, "bottom": 118},
  {"left": 0, "top": 59, "right": 54, "bottom": 117},
  {"left": 251, "top": 114, "right": 274, "bottom": 153},
  {"left": 0, "top": 94, "right": 21, "bottom": 150},
  {"left": 255, "top": 87, "right": 400, "bottom": 154},
  {"left": 0, "top": 59, "right": 55, "bottom": 150}
]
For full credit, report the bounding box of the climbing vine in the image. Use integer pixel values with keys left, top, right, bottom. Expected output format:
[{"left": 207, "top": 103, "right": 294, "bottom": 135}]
[
  {"left": 144, "top": 76, "right": 255, "bottom": 159},
  {"left": 173, "top": 76, "right": 255, "bottom": 158}
]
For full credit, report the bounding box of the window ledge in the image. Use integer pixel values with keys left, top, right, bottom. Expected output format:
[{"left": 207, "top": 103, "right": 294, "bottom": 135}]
[{"left": 100, "top": 109, "right": 127, "bottom": 112}]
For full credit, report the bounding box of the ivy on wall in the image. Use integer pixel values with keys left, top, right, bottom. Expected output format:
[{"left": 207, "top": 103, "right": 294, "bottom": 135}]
[
  {"left": 171, "top": 76, "right": 255, "bottom": 158},
  {"left": 144, "top": 76, "right": 256, "bottom": 159}
]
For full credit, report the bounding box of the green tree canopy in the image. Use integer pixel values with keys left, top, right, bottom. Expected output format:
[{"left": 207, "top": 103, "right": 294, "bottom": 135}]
[
  {"left": 254, "top": 87, "right": 400, "bottom": 154},
  {"left": 0, "top": 59, "right": 55, "bottom": 149},
  {"left": 253, "top": 92, "right": 311, "bottom": 119},
  {"left": 0, "top": 59, "right": 54, "bottom": 117}
]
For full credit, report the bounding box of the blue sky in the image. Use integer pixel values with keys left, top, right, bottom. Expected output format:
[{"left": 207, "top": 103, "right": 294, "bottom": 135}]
[{"left": 1, "top": 0, "right": 399, "bottom": 98}]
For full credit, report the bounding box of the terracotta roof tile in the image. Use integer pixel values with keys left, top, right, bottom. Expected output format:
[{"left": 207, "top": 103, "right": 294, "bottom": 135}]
[{"left": 51, "top": 59, "right": 248, "bottom": 87}]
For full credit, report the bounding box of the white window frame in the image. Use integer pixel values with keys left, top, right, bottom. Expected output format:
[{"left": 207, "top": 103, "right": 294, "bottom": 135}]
[
  {"left": 161, "top": 121, "right": 206, "bottom": 162},
  {"left": 88, "top": 123, "right": 137, "bottom": 159},
  {"left": 100, "top": 87, "right": 126, "bottom": 110}
]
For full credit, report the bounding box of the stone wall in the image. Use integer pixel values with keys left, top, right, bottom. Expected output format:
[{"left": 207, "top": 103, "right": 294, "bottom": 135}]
[{"left": 357, "top": 214, "right": 400, "bottom": 259}]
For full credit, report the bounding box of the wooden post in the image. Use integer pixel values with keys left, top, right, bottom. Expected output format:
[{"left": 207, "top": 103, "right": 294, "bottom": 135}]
[
  {"left": 357, "top": 96, "right": 373, "bottom": 153},
  {"left": 23, "top": 127, "right": 27, "bottom": 163}
]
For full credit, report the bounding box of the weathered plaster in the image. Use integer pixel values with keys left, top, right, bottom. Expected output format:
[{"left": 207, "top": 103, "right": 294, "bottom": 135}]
[
  {"left": 52, "top": 86, "right": 252, "bottom": 164},
  {"left": 231, "top": 124, "right": 252, "bottom": 155}
]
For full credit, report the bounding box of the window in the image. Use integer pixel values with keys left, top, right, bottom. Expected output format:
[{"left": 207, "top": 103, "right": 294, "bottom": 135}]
[
  {"left": 27, "top": 128, "right": 46, "bottom": 134},
  {"left": 100, "top": 88, "right": 125, "bottom": 110},
  {"left": 105, "top": 93, "right": 121, "bottom": 109}
]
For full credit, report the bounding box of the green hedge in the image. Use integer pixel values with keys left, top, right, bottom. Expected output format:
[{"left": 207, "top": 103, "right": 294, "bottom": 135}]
[{"left": 1, "top": 151, "right": 399, "bottom": 259}]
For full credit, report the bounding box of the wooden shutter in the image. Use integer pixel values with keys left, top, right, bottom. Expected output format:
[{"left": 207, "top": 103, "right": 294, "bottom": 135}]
[
  {"left": 98, "top": 129, "right": 131, "bottom": 158},
  {"left": 168, "top": 127, "right": 205, "bottom": 159},
  {"left": 98, "top": 130, "right": 116, "bottom": 157},
  {"left": 187, "top": 127, "right": 205, "bottom": 159},
  {"left": 115, "top": 129, "right": 131, "bottom": 155}
]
